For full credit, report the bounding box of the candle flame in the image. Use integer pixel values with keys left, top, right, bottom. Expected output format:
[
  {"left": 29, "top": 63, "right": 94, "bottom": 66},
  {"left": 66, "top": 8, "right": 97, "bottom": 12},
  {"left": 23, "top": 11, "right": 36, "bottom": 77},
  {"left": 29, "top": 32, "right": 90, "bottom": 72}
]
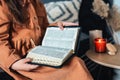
[{"left": 98, "top": 39, "right": 102, "bottom": 43}]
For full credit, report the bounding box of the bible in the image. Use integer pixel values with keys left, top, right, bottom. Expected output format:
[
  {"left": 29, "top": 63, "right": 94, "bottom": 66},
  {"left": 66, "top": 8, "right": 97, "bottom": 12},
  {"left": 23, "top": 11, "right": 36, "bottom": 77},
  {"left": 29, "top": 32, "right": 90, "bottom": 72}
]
[{"left": 26, "top": 26, "right": 81, "bottom": 67}]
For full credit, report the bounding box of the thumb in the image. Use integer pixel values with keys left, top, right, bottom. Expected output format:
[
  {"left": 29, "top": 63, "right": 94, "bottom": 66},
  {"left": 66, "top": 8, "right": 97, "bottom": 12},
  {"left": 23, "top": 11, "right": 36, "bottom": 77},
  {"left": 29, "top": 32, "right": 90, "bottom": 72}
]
[
  {"left": 57, "top": 21, "right": 64, "bottom": 30},
  {"left": 24, "top": 58, "right": 33, "bottom": 63}
]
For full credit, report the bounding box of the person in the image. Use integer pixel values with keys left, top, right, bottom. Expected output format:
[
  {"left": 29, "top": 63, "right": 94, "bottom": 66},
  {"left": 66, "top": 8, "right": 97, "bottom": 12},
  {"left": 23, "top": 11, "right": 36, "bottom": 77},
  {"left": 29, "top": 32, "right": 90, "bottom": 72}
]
[
  {"left": 78, "top": 0, "right": 114, "bottom": 80},
  {"left": 0, "top": 0, "right": 93, "bottom": 80}
]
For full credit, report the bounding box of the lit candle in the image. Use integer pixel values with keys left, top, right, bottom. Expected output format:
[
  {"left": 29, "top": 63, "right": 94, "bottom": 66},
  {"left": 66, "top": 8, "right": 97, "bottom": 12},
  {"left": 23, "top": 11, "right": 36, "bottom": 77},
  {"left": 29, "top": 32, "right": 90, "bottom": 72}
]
[{"left": 94, "top": 38, "right": 106, "bottom": 53}]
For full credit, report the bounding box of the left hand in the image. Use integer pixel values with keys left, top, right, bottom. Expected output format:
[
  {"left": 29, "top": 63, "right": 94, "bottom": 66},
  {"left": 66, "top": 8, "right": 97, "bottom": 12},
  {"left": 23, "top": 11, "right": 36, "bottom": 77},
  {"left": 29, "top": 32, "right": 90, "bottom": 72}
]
[
  {"left": 49, "top": 21, "right": 78, "bottom": 30},
  {"left": 57, "top": 21, "right": 79, "bottom": 30}
]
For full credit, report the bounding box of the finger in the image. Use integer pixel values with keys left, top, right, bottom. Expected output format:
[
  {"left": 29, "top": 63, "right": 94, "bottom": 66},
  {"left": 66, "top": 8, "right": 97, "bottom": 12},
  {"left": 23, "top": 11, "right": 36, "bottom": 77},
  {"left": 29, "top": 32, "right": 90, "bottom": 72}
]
[
  {"left": 58, "top": 25, "right": 64, "bottom": 30},
  {"left": 23, "top": 58, "right": 33, "bottom": 63},
  {"left": 57, "top": 22, "right": 64, "bottom": 30},
  {"left": 63, "top": 22, "right": 79, "bottom": 26},
  {"left": 25, "top": 64, "right": 39, "bottom": 71},
  {"left": 72, "top": 22, "right": 78, "bottom": 25}
]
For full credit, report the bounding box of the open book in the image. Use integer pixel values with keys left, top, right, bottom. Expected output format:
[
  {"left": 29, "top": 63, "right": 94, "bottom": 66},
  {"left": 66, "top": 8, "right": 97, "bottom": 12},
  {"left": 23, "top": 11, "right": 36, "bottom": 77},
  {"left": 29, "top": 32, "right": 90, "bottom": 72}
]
[{"left": 26, "top": 26, "right": 81, "bottom": 67}]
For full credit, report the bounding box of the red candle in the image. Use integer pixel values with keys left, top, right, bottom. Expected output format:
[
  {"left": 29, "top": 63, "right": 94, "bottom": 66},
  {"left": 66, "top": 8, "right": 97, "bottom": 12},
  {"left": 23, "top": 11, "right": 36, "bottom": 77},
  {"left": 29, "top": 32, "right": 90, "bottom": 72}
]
[{"left": 94, "top": 38, "right": 106, "bottom": 53}]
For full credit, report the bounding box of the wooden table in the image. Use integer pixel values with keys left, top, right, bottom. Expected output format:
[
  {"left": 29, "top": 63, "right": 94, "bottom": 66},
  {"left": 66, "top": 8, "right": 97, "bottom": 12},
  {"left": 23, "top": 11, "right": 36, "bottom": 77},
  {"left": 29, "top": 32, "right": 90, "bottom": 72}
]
[{"left": 86, "top": 45, "right": 120, "bottom": 69}]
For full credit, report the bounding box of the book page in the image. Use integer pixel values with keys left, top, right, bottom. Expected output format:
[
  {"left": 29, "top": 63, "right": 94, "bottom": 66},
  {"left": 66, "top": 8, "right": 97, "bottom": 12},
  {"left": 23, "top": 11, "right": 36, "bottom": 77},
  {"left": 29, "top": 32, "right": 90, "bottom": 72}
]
[
  {"left": 28, "top": 46, "right": 72, "bottom": 59},
  {"left": 26, "top": 46, "right": 73, "bottom": 66},
  {"left": 42, "top": 27, "right": 80, "bottom": 51}
]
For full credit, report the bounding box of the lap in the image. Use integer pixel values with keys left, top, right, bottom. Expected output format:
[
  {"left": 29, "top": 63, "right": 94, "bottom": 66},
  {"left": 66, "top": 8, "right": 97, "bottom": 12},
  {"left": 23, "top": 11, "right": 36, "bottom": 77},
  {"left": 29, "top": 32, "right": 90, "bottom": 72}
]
[{"left": 18, "top": 56, "right": 93, "bottom": 80}]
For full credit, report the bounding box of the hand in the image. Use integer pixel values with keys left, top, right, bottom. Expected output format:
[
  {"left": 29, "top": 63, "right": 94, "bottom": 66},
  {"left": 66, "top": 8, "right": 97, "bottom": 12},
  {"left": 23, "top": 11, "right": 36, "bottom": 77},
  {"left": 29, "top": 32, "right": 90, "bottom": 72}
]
[
  {"left": 11, "top": 58, "right": 39, "bottom": 71},
  {"left": 57, "top": 21, "right": 79, "bottom": 30},
  {"left": 49, "top": 21, "right": 78, "bottom": 30}
]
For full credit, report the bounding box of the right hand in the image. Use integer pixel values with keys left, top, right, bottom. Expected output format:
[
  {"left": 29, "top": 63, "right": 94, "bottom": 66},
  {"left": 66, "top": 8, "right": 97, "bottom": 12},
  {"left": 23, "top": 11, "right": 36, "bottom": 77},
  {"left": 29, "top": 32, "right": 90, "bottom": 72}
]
[{"left": 11, "top": 58, "right": 39, "bottom": 71}]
